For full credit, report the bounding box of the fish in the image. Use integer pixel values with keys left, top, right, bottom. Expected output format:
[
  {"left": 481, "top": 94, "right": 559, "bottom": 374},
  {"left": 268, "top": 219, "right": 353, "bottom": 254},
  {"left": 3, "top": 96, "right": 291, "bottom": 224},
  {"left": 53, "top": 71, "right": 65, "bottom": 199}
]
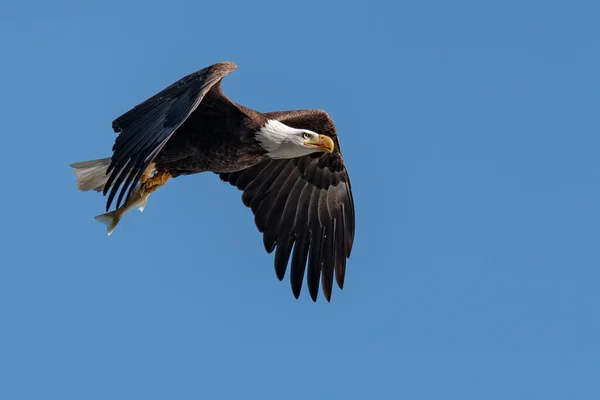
[
  {"left": 70, "top": 158, "right": 169, "bottom": 235},
  {"left": 94, "top": 185, "right": 150, "bottom": 236}
]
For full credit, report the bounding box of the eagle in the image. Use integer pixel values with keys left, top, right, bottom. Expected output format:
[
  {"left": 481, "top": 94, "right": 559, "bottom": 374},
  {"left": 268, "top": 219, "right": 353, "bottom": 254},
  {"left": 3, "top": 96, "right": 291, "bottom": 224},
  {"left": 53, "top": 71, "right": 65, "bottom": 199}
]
[{"left": 70, "top": 62, "right": 355, "bottom": 302}]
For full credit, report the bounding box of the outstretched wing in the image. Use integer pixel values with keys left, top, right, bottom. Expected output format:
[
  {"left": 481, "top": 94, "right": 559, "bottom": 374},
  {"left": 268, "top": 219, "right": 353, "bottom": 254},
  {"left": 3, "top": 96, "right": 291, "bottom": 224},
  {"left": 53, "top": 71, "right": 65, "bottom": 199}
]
[
  {"left": 104, "top": 62, "right": 237, "bottom": 211},
  {"left": 219, "top": 110, "right": 355, "bottom": 302}
]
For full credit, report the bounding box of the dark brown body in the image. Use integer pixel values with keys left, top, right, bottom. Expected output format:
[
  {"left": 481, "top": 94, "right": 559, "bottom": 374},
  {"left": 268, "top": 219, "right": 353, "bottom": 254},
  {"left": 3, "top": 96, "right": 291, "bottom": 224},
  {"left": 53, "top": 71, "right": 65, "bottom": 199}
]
[{"left": 155, "top": 90, "right": 269, "bottom": 177}]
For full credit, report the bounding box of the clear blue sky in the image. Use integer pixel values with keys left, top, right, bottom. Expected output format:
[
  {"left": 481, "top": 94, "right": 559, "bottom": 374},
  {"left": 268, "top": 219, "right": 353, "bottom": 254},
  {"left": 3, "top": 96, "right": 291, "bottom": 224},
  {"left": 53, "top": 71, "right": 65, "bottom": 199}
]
[{"left": 1, "top": 1, "right": 599, "bottom": 399}]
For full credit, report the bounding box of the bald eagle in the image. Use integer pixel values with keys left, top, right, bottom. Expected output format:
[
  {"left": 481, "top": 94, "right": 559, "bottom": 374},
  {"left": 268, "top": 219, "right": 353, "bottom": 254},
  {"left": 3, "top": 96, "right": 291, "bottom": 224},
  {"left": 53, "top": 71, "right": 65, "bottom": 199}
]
[{"left": 70, "top": 62, "right": 355, "bottom": 302}]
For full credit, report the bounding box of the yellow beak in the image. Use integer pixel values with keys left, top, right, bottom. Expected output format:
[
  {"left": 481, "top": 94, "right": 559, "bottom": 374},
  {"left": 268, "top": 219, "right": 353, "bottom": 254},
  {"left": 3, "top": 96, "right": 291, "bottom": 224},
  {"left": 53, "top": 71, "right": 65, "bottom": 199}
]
[{"left": 305, "top": 134, "right": 335, "bottom": 153}]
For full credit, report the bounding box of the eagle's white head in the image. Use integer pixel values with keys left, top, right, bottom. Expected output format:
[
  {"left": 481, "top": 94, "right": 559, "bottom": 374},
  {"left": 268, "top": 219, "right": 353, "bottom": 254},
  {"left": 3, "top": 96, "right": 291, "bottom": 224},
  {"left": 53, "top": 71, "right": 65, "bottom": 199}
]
[{"left": 256, "top": 119, "right": 335, "bottom": 159}]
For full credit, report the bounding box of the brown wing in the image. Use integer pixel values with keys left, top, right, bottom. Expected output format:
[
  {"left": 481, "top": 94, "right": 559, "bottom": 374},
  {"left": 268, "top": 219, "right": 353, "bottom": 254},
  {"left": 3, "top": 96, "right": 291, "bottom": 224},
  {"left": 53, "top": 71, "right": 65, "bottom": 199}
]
[
  {"left": 219, "top": 110, "right": 355, "bottom": 302},
  {"left": 104, "top": 62, "right": 237, "bottom": 211}
]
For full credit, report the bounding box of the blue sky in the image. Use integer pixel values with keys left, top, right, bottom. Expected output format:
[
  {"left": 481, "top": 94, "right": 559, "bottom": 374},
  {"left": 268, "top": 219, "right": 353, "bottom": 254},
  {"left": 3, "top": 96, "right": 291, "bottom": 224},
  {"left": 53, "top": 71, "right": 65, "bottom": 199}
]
[{"left": 1, "top": 1, "right": 599, "bottom": 398}]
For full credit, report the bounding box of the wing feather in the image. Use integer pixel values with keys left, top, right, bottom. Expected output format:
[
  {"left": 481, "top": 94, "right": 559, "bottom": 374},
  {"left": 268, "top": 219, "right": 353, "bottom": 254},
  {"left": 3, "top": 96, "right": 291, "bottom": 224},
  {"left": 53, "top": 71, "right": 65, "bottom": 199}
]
[
  {"left": 218, "top": 109, "right": 355, "bottom": 301},
  {"left": 321, "top": 218, "right": 336, "bottom": 300},
  {"left": 290, "top": 223, "right": 311, "bottom": 299},
  {"left": 104, "top": 62, "right": 237, "bottom": 210},
  {"left": 274, "top": 234, "right": 295, "bottom": 280},
  {"left": 256, "top": 161, "right": 297, "bottom": 252},
  {"left": 307, "top": 224, "right": 324, "bottom": 301}
]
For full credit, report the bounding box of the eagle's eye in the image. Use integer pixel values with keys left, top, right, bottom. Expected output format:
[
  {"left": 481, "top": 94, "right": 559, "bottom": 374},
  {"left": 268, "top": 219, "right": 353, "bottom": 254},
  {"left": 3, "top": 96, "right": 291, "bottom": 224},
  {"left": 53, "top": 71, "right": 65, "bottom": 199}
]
[{"left": 302, "top": 132, "right": 310, "bottom": 140}]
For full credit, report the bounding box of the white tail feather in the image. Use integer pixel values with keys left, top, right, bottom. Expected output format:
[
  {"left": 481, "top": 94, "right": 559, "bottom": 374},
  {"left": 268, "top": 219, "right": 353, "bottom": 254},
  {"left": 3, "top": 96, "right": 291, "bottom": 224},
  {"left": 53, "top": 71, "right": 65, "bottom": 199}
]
[
  {"left": 94, "top": 211, "right": 121, "bottom": 236},
  {"left": 70, "top": 157, "right": 112, "bottom": 192}
]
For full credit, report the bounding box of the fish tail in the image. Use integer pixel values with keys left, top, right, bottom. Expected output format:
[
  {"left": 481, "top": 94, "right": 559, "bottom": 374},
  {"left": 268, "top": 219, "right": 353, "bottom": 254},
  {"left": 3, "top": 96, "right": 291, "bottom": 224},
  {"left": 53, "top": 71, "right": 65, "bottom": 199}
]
[
  {"left": 94, "top": 210, "right": 121, "bottom": 236},
  {"left": 70, "top": 157, "right": 112, "bottom": 192}
]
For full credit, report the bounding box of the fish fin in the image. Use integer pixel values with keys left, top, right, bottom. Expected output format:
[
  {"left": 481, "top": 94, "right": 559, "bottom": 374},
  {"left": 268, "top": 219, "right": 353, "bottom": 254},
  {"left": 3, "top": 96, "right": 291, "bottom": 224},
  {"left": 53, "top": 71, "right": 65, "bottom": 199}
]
[
  {"left": 70, "top": 157, "right": 112, "bottom": 192},
  {"left": 94, "top": 211, "right": 121, "bottom": 236},
  {"left": 138, "top": 196, "right": 148, "bottom": 212}
]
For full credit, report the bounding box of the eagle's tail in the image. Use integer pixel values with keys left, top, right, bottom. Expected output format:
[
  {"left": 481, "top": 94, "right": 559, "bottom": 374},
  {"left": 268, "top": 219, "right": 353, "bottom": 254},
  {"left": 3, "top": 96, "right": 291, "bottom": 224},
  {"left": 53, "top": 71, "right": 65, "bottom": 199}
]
[{"left": 70, "top": 157, "right": 112, "bottom": 192}]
